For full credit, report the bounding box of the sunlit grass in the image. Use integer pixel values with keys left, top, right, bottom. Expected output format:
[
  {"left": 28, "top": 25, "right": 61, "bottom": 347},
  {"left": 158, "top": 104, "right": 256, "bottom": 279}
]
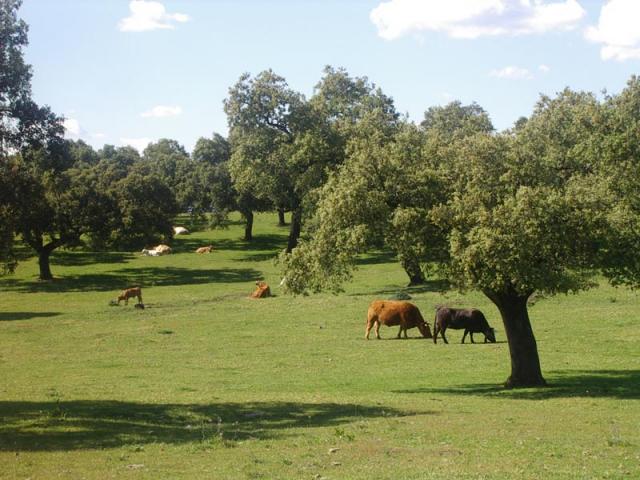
[{"left": 1, "top": 213, "right": 639, "bottom": 479}]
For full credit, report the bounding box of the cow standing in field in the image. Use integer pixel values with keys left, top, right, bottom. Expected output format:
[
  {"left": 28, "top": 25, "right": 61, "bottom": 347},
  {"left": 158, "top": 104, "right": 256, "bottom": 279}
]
[
  {"left": 117, "top": 287, "right": 143, "bottom": 306},
  {"left": 433, "top": 306, "right": 496, "bottom": 344},
  {"left": 365, "top": 300, "right": 432, "bottom": 340}
]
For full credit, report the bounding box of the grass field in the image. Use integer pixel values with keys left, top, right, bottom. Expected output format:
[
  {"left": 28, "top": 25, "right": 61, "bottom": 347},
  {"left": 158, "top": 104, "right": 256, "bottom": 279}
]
[{"left": 1, "top": 213, "right": 639, "bottom": 479}]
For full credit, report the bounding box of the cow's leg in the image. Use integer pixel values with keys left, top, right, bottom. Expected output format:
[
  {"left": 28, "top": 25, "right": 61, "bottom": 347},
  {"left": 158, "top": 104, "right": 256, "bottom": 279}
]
[
  {"left": 365, "top": 319, "right": 372, "bottom": 339},
  {"left": 441, "top": 327, "right": 449, "bottom": 344},
  {"left": 403, "top": 327, "right": 408, "bottom": 339},
  {"left": 375, "top": 321, "right": 381, "bottom": 339},
  {"left": 470, "top": 332, "right": 475, "bottom": 343},
  {"left": 125, "top": 297, "right": 129, "bottom": 305},
  {"left": 138, "top": 294, "right": 143, "bottom": 304},
  {"left": 433, "top": 323, "right": 438, "bottom": 343},
  {"left": 397, "top": 326, "right": 402, "bottom": 339},
  {"left": 462, "top": 329, "right": 468, "bottom": 344}
]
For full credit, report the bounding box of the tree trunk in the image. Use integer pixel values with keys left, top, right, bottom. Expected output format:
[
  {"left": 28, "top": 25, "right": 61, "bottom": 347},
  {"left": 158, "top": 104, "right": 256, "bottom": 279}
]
[
  {"left": 243, "top": 210, "right": 253, "bottom": 241},
  {"left": 286, "top": 208, "right": 302, "bottom": 253},
  {"left": 401, "top": 256, "right": 425, "bottom": 286},
  {"left": 277, "top": 208, "right": 287, "bottom": 226},
  {"left": 486, "top": 289, "right": 546, "bottom": 388},
  {"left": 37, "top": 245, "right": 55, "bottom": 281}
]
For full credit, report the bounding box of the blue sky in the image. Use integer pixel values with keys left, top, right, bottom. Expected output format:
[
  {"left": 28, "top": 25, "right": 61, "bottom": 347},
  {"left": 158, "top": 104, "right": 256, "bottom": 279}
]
[{"left": 20, "top": 0, "right": 640, "bottom": 153}]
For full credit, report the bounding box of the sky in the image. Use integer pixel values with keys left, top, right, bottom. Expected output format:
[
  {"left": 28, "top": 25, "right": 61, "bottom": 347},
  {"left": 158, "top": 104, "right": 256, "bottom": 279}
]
[{"left": 19, "top": 0, "right": 640, "bottom": 153}]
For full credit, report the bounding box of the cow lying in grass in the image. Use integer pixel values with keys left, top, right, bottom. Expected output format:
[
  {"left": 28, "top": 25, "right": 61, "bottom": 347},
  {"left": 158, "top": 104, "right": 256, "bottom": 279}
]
[
  {"left": 117, "top": 287, "right": 143, "bottom": 306},
  {"left": 433, "top": 306, "right": 496, "bottom": 344},
  {"left": 173, "top": 226, "right": 189, "bottom": 235},
  {"left": 251, "top": 281, "right": 271, "bottom": 298},
  {"left": 141, "top": 244, "right": 172, "bottom": 256},
  {"left": 365, "top": 300, "right": 432, "bottom": 340},
  {"left": 195, "top": 245, "right": 213, "bottom": 254}
]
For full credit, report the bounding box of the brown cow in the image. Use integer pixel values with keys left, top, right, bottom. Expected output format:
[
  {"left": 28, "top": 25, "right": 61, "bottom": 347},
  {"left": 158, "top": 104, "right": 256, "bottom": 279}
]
[
  {"left": 251, "top": 281, "right": 271, "bottom": 298},
  {"left": 365, "top": 300, "right": 432, "bottom": 340},
  {"left": 195, "top": 245, "right": 213, "bottom": 254},
  {"left": 117, "top": 287, "right": 143, "bottom": 306}
]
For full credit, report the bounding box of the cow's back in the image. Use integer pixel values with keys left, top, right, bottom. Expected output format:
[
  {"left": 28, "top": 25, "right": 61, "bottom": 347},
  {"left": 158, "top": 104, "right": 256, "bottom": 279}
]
[
  {"left": 368, "top": 300, "right": 423, "bottom": 327},
  {"left": 436, "top": 307, "right": 488, "bottom": 330}
]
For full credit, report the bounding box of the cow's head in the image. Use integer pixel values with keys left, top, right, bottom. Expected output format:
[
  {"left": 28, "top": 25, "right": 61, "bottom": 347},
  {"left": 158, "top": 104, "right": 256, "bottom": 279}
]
[
  {"left": 418, "top": 322, "right": 433, "bottom": 339},
  {"left": 485, "top": 327, "right": 496, "bottom": 343}
]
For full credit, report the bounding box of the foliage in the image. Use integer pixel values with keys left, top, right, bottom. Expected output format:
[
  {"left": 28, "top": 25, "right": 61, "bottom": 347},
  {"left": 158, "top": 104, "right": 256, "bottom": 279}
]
[
  {"left": 282, "top": 118, "right": 446, "bottom": 293},
  {"left": 0, "top": 0, "right": 64, "bottom": 275},
  {"left": 421, "top": 100, "right": 493, "bottom": 141},
  {"left": 226, "top": 67, "right": 398, "bottom": 250}
]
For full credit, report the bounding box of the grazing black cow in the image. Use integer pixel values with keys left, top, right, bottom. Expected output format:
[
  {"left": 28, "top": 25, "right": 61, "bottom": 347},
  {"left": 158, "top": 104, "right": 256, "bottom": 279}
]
[{"left": 433, "top": 306, "right": 496, "bottom": 344}]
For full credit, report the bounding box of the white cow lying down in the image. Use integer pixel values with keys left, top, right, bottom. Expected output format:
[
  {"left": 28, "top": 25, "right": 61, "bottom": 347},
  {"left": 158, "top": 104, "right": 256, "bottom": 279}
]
[
  {"left": 141, "top": 244, "right": 172, "bottom": 256},
  {"left": 173, "top": 226, "right": 189, "bottom": 235}
]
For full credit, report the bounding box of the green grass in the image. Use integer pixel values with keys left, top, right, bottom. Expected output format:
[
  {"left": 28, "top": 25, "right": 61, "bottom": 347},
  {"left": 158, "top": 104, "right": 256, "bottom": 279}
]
[{"left": 1, "top": 213, "right": 639, "bottom": 479}]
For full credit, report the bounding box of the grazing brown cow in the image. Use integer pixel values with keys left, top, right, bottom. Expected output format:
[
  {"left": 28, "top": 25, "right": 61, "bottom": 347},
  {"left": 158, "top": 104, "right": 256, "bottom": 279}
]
[
  {"left": 251, "top": 281, "right": 271, "bottom": 298},
  {"left": 195, "top": 245, "right": 213, "bottom": 254},
  {"left": 117, "top": 287, "right": 143, "bottom": 305},
  {"left": 365, "top": 300, "right": 432, "bottom": 340},
  {"left": 433, "top": 306, "right": 496, "bottom": 344}
]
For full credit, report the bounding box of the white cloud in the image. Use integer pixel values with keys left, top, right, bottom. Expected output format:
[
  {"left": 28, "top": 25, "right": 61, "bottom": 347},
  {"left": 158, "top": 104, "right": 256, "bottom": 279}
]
[
  {"left": 370, "top": 0, "right": 585, "bottom": 40},
  {"left": 121, "top": 137, "right": 152, "bottom": 152},
  {"left": 63, "top": 117, "right": 81, "bottom": 137},
  {"left": 585, "top": 0, "right": 640, "bottom": 61},
  {"left": 489, "top": 66, "right": 533, "bottom": 79},
  {"left": 140, "top": 105, "right": 183, "bottom": 118},
  {"left": 63, "top": 118, "right": 108, "bottom": 147},
  {"left": 118, "top": 1, "right": 189, "bottom": 32},
  {"left": 538, "top": 64, "right": 551, "bottom": 73}
]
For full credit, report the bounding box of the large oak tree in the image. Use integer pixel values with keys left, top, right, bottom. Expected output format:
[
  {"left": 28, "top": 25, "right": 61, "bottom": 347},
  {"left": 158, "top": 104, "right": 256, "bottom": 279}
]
[{"left": 282, "top": 87, "right": 633, "bottom": 388}]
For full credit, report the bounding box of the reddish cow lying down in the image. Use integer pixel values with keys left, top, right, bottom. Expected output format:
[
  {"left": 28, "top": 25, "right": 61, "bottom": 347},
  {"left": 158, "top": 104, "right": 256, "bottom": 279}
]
[
  {"left": 366, "top": 300, "right": 432, "bottom": 340},
  {"left": 251, "top": 281, "right": 271, "bottom": 298}
]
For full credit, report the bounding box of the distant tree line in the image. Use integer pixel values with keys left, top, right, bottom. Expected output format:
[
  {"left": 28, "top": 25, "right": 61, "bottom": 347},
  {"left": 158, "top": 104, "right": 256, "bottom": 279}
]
[{"left": 3, "top": 0, "right": 640, "bottom": 387}]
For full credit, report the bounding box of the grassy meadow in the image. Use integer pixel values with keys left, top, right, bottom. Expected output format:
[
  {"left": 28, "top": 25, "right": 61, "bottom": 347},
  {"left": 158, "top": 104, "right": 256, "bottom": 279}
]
[{"left": 0, "top": 213, "right": 639, "bottom": 479}]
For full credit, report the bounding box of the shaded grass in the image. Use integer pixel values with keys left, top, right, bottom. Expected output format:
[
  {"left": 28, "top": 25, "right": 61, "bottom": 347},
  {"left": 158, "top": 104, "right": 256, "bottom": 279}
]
[
  {"left": 394, "top": 369, "right": 640, "bottom": 400},
  {"left": 0, "top": 266, "right": 263, "bottom": 293},
  {"left": 0, "top": 400, "right": 424, "bottom": 451},
  {"left": 0, "top": 312, "right": 61, "bottom": 322}
]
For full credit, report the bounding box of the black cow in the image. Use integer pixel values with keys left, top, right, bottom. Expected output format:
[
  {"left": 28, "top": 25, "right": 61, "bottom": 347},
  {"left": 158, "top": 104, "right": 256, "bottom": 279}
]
[{"left": 433, "top": 306, "right": 496, "bottom": 344}]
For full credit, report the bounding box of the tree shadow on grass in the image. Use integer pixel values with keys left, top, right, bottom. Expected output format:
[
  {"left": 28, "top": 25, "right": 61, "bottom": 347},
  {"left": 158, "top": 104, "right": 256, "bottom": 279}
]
[
  {"left": 349, "top": 279, "right": 451, "bottom": 298},
  {"left": 0, "top": 312, "right": 61, "bottom": 322},
  {"left": 214, "top": 234, "right": 288, "bottom": 253},
  {"left": 0, "top": 400, "right": 430, "bottom": 452},
  {"left": 355, "top": 251, "right": 396, "bottom": 266},
  {"left": 393, "top": 370, "right": 640, "bottom": 400},
  {"left": 0, "top": 267, "right": 263, "bottom": 294},
  {"left": 50, "top": 251, "right": 135, "bottom": 267}
]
